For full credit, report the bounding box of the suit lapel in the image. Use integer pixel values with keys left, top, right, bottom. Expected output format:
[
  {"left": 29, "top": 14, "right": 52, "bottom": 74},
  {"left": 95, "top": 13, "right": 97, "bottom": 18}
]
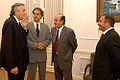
[
  {"left": 59, "top": 26, "right": 66, "bottom": 43},
  {"left": 97, "top": 34, "right": 106, "bottom": 46},
  {"left": 13, "top": 17, "right": 26, "bottom": 38},
  {"left": 12, "top": 16, "right": 21, "bottom": 31},
  {"left": 39, "top": 23, "right": 42, "bottom": 36},
  {"left": 53, "top": 28, "right": 57, "bottom": 45},
  {"left": 31, "top": 22, "right": 36, "bottom": 34},
  {"left": 97, "top": 29, "right": 114, "bottom": 46},
  {"left": 31, "top": 22, "right": 39, "bottom": 38},
  {"left": 52, "top": 26, "right": 66, "bottom": 45}
]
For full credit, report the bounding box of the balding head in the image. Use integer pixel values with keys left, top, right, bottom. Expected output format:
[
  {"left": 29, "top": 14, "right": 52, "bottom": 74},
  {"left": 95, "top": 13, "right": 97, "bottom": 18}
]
[{"left": 54, "top": 14, "right": 66, "bottom": 28}]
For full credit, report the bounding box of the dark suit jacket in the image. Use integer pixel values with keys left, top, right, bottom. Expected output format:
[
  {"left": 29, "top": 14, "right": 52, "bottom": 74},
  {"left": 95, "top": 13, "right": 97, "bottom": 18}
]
[
  {"left": 51, "top": 26, "right": 77, "bottom": 71},
  {"left": 1, "top": 16, "right": 29, "bottom": 72},
  {"left": 93, "top": 29, "right": 120, "bottom": 80}
]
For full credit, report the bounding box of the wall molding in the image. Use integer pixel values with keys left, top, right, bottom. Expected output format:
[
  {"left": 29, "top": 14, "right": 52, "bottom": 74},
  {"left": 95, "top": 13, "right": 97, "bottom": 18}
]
[
  {"left": 47, "top": 48, "right": 94, "bottom": 55},
  {"left": 80, "top": 37, "right": 99, "bottom": 40}
]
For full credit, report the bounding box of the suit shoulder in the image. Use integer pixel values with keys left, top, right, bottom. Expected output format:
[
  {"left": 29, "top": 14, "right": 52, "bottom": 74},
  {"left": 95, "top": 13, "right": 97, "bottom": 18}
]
[
  {"left": 109, "top": 29, "right": 119, "bottom": 37},
  {"left": 3, "top": 16, "right": 17, "bottom": 29},
  {"left": 107, "top": 29, "right": 120, "bottom": 41},
  {"left": 64, "top": 26, "right": 74, "bottom": 32},
  {"left": 41, "top": 23, "right": 49, "bottom": 28},
  {"left": 4, "top": 16, "right": 16, "bottom": 24},
  {"left": 51, "top": 27, "right": 55, "bottom": 31},
  {"left": 27, "top": 22, "right": 33, "bottom": 29},
  {"left": 28, "top": 22, "right": 33, "bottom": 26}
]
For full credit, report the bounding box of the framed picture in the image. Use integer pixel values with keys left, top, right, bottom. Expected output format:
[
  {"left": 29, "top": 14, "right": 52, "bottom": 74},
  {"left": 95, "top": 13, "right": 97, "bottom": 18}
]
[{"left": 97, "top": 0, "right": 120, "bottom": 22}]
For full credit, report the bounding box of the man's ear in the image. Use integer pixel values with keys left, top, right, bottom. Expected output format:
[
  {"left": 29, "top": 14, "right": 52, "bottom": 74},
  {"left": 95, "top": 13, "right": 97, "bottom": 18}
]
[{"left": 61, "top": 20, "right": 64, "bottom": 24}]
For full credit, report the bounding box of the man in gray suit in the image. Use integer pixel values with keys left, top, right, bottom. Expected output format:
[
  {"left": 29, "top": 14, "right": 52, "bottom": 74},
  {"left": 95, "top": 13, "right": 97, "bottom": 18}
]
[
  {"left": 27, "top": 7, "right": 51, "bottom": 80},
  {"left": 51, "top": 14, "right": 77, "bottom": 80}
]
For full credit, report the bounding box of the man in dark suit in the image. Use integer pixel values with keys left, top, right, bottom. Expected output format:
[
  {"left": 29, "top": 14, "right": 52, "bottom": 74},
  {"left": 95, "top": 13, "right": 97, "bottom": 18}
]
[
  {"left": 93, "top": 15, "right": 120, "bottom": 80},
  {"left": 51, "top": 14, "right": 77, "bottom": 80},
  {"left": 1, "top": 3, "right": 29, "bottom": 80},
  {"left": 27, "top": 7, "right": 51, "bottom": 80}
]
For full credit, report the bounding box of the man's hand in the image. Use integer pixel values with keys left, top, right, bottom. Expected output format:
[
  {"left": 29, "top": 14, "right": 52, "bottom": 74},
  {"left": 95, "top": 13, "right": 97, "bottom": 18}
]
[
  {"left": 37, "top": 42, "right": 45, "bottom": 50},
  {"left": 10, "top": 67, "right": 18, "bottom": 75},
  {"left": 21, "top": 15, "right": 29, "bottom": 29}
]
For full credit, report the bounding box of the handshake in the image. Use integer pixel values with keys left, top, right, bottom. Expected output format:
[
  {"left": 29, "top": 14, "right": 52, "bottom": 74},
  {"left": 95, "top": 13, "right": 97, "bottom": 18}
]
[{"left": 37, "top": 42, "right": 45, "bottom": 50}]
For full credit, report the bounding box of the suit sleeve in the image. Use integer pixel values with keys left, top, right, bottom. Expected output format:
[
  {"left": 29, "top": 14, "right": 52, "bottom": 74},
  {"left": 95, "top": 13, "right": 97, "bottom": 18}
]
[
  {"left": 2, "top": 21, "right": 16, "bottom": 70},
  {"left": 108, "top": 35, "right": 120, "bottom": 76},
  {"left": 27, "top": 39, "right": 38, "bottom": 49},
  {"left": 42, "top": 26, "right": 52, "bottom": 49},
  {"left": 68, "top": 30, "right": 77, "bottom": 53}
]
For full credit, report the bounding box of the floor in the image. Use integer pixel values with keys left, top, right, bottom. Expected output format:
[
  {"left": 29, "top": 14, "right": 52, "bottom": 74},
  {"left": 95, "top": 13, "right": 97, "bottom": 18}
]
[{"left": 0, "top": 69, "right": 55, "bottom": 80}]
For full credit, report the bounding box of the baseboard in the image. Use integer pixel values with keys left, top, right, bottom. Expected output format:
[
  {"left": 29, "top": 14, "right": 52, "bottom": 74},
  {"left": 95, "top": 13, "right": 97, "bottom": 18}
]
[
  {"left": 73, "top": 75, "right": 83, "bottom": 80},
  {"left": 46, "top": 65, "right": 54, "bottom": 73}
]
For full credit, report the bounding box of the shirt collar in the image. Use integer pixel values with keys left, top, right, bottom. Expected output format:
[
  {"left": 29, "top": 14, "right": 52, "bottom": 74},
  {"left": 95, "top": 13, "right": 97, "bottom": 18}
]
[
  {"left": 33, "top": 21, "right": 41, "bottom": 29},
  {"left": 13, "top": 15, "right": 20, "bottom": 23},
  {"left": 103, "top": 27, "right": 113, "bottom": 35},
  {"left": 57, "top": 25, "right": 64, "bottom": 32}
]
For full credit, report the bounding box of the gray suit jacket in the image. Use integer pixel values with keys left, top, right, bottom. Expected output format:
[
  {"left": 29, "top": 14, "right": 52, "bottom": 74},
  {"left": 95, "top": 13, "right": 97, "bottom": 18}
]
[
  {"left": 51, "top": 26, "right": 77, "bottom": 70},
  {"left": 27, "top": 22, "right": 51, "bottom": 63}
]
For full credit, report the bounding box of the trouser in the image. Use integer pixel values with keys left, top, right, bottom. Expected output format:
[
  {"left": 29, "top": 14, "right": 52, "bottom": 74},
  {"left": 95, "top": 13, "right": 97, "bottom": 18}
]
[
  {"left": 27, "top": 62, "right": 46, "bottom": 80},
  {"left": 54, "top": 55, "right": 72, "bottom": 80}
]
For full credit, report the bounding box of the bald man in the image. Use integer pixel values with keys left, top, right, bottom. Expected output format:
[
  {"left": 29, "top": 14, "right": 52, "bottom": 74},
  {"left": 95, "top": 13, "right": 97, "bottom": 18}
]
[{"left": 51, "top": 14, "right": 77, "bottom": 80}]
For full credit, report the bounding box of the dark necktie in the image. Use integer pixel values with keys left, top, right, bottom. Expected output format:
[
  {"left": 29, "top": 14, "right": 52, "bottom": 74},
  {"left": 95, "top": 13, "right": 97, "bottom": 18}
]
[
  {"left": 53, "top": 30, "right": 59, "bottom": 54},
  {"left": 36, "top": 24, "right": 39, "bottom": 37},
  {"left": 19, "top": 22, "right": 22, "bottom": 27}
]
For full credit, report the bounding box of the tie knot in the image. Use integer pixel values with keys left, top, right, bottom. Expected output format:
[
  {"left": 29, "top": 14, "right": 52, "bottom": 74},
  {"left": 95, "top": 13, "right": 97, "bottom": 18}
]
[
  {"left": 19, "top": 22, "right": 22, "bottom": 26},
  {"left": 36, "top": 24, "right": 39, "bottom": 27}
]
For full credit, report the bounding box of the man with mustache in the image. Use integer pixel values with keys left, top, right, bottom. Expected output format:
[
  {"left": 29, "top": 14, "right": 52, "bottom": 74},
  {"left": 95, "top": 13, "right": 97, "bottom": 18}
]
[{"left": 93, "top": 15, "right": 120, "bottom": 80}]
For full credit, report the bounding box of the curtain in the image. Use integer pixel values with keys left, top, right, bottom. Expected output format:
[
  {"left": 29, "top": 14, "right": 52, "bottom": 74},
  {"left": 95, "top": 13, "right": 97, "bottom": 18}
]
[
  {"left": 44, "top": 0, "right": 63, "bottom": 28},
  {"left": 25, "top": 0, "right": 44, "bottom": 22}
]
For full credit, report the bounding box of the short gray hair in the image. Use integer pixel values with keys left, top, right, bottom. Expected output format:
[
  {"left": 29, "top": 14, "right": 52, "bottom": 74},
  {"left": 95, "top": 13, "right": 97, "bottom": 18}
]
[{"left": 10, "top": 3, "right": 25, "bottom": 16}]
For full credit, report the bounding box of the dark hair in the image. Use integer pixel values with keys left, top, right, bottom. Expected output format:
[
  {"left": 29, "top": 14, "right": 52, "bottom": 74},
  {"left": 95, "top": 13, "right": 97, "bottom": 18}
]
[
  {"left": 104, "top": 15, "right": 115, "bottom": 27},
  {"left": 60, "top": 15, "right": 66, "bottom": 25},
  {"left": 10, "top": 3, "right": 25, "bottom": 16},
  {"left": 32, "top": 7, "right": 43, "bottom": 17}
]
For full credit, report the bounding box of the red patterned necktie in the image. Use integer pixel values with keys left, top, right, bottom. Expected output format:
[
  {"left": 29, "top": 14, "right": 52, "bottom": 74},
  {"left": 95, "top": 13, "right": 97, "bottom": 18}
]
[
  {"left": 100, "top": 34, "right": 104, "bottom": 39},
  {"left": 53, "top": 30, "right": 59, "bottom": 54}
]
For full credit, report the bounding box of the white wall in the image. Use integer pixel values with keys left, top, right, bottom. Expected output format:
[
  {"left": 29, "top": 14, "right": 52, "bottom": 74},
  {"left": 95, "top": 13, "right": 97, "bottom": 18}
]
[
  {"left": 0, "top": 0, "right": 25, "bottom": 32},
  {"left": 64, "top": 0, "right": 120, "bottom": 51},
  {"left": 63, "top": 0, "right": 120, "bottom": 79}
]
